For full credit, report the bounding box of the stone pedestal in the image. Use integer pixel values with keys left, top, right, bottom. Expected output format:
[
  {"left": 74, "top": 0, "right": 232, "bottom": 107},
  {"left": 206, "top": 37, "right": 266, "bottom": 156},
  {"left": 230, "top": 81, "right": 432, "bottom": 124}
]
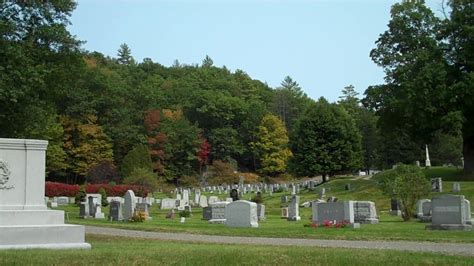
[{"left": 0, "top": 138, "right": 90, "bottom": 250}]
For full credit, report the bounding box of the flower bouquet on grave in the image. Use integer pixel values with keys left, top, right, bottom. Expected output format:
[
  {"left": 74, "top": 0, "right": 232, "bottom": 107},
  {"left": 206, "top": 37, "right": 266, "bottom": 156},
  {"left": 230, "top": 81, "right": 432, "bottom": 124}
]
[
  {"left": 323, "top": 220, "right": 334, "bottom": 228},
  {"left": 131, "top": 210, "right": 147, "bottom": 222}
]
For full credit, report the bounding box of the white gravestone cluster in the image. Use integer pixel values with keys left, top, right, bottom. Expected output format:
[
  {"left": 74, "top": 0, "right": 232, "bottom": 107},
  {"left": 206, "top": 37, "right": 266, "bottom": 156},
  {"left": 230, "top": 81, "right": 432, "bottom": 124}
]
[
  {"left": 161, "top": 198, "right": 177, "bottom": 209},
  {"left": 0, "top": 138, "right": 90, "bottom": 250},
  {"left": 84, "top": 194, "right": 105, "bottom": 219},
  {"left": 208, "top": 196, "right": 219, "bottom": 205}
]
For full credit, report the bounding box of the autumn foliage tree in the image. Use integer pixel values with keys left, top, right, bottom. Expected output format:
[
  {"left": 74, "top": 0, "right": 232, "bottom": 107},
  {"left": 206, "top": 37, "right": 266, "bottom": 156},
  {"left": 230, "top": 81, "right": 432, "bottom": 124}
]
[
  {"left": 144, "top": 110, "right": 166, "bottom": 174},
  {"left": 197, "top": 137, "right": 211, "bottom": 175},
  {"left": 144, "top": 109, "right": 201, "bottom": 183},
  {"left": 61, "top": 115, "right": 114, "bottom": 182},
  {"left": 251, "top": 114, "right": 292, "bottom": 176}
]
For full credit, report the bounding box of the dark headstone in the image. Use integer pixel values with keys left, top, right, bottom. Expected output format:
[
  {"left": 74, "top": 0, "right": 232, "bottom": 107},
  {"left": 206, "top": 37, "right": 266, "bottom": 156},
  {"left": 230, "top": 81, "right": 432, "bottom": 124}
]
[
  {"left": 79, "top": 202, "right": 88, "bottom": 218},
  {"left": 109, "top": 200, "right": 123, "bottom": 221},
  {"left": 88, "top": 196, "right": 96, "bottom": 216},
  {"left": 230, "top": 189, "right": 239, "bottom": 202},
  {"left": 391, "top": 199, "right": 400, "bottom": 211},
  {"left": 345, "top": 184, "right": 351, "bottom": 191},
  {"left": 431, "top": 178, "right": 443, "bottom": 192},
  {"left": 202, "top": 206, "right": 212, "bottom": 221}
]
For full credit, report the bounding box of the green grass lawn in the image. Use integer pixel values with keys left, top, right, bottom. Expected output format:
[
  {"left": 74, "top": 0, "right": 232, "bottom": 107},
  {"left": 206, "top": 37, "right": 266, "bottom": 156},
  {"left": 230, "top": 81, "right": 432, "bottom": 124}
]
[
  {"left": 422, "top": 167, "right": 466, "bottom": 181},
  {"left": 59, "top": 174, "right": 474, "bottom": 243},
  {"left": 1, "top": 235, "right": 472, "bottom": 265}
]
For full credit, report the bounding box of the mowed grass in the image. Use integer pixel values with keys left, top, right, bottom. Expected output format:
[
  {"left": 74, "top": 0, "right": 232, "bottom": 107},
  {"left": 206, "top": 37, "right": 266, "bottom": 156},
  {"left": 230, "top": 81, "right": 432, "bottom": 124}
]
[
  {"left": 1, "top": 235, "right": 473, "bottom": 266},
  {"left": 60, "top": 174, "right": 474, "bottom": 243},
  {"left": 423, "top": 167, "right": 467, "bottom": 181}
]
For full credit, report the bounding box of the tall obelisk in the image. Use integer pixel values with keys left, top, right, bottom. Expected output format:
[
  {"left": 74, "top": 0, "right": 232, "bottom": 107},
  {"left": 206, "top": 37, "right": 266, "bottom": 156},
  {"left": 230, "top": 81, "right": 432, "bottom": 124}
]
[{"left": 425, "top": 144, "right": 431, "bottom": 167}]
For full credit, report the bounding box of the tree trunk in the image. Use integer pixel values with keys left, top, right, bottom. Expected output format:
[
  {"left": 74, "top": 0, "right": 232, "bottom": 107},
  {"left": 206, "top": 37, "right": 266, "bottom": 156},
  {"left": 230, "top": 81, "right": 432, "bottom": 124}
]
[{"left": 463, "top": 134, "right": 474, "bottom": 179}]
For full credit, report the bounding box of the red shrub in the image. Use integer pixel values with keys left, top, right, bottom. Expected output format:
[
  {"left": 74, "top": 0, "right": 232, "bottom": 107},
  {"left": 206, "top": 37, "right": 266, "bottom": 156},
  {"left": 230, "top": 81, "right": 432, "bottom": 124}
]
[
  {"left": 45, "top": 182, "right": 151, "bottom": 197},
  {"left": 45, "top": 182, "right": 80, "bottom": 197}
]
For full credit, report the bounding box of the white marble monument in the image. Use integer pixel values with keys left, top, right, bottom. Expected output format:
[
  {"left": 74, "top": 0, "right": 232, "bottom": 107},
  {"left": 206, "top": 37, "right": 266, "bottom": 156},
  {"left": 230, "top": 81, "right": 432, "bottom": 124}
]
[
  {"left": 0, "top": 138, "right": 90, "bottom": 250},
  {"left": 425, "top": 144, "right": 431, "bottom": 167}
]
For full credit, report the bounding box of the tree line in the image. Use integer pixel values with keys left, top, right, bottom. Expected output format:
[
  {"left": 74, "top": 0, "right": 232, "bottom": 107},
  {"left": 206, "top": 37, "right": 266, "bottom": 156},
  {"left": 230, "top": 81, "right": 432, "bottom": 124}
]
[{"left": 0, "top": 1, "right": 469, "bottom": 186}]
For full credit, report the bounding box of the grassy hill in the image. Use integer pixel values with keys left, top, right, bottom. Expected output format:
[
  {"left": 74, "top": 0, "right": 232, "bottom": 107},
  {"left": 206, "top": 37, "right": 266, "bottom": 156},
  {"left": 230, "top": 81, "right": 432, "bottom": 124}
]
[{"left": 60, "top": 167, "right": 474, "bottom": 243}]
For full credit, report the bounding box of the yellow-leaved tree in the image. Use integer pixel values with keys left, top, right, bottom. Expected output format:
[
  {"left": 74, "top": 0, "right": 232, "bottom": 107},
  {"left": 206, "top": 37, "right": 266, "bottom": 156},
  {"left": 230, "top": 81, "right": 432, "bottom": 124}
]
[{"left": 251, "top": 114, "right": 292, "bottom": 176}]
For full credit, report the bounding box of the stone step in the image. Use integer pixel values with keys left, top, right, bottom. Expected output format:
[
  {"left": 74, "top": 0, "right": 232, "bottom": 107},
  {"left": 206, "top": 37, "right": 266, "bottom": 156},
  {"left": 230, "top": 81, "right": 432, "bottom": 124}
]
[
  {"left": 0, "top": 224, "right": 90, "bottom": 249},
  {"left": 0, "top": 210, "right": 65, "bottom": 226}
]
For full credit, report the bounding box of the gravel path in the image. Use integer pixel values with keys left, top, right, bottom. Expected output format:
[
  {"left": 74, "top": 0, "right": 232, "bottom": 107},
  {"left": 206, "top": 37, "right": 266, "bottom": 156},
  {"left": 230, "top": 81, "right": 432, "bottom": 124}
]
[{"left": 86, "top": 226, "right": 474, "bottom": 256}]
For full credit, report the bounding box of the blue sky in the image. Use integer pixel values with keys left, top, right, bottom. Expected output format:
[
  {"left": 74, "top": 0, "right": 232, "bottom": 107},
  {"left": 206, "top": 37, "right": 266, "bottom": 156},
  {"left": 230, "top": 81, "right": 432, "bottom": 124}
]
[{"left": 68, "top": 0, "right": 444, "bottom": 102}]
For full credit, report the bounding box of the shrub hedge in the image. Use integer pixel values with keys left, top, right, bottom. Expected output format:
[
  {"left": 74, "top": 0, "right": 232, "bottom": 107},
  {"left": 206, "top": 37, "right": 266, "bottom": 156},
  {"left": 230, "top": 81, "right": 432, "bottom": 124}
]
[{"left": 45, "top": 182, "right": 150, "bottom": 197}]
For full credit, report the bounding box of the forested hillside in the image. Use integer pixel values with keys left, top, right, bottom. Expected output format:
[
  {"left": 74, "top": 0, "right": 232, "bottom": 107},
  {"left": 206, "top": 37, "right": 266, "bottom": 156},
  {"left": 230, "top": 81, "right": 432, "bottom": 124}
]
[{"left": 1, "top": 1, "right": 466, "bottom": 186}]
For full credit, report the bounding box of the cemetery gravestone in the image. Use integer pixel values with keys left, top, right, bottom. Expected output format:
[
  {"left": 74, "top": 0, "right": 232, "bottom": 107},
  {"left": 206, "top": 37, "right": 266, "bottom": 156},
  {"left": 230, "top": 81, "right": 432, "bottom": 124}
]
[
  {"left": 194, "top": 190, "right": 201, "bottom": 205},
  {"left": 109, "top": 200, "right": 123, "bottom": 221},
  {"left": 135, "top": 203, "right": 151, "bottom": 220},
  {"left": 57, "top": 196, "right": 69, "bottom": 206},
  {"left": 452, "top": 182, "right": 461, "bottom": 193},
  {"left": 50, "top": 198, "right": 58, "bottom": 208},
  {"left": 281, "top": 207, "right": 289, "bottom": 219},
  {"left": 257, "top": 204, "right": 265, "bottom": 220},
  {"left": 202, "top": 206, "right": 212, "bottom": 220},
  {"left": 183, "top": 189, "right": 189, "bottom": 205},
  {"left": 230, "top": 189, "right": 239, "bottom": 202},
  {"left": 209, "top": 201, "right": 229, "bottom": 224},
  {"left": 0, "top": 138, "right": 90, "bottom": 249},
  {"left": 88, "top": 196, "right": 96, "bottom": 217},
  {"left": 426, "top": 194, "right": 472, "bottom": 231},
  {"left": 208, "top": 196, "right": 219, "bottom": 205},
  {"left": 417, "top": 199, "right": 432, "bottom": 222},
  {"left": 225, "top": 200, "right": 258, "bottom": 228},
  {"left": 161, "top": 198, "right": 177, "bottom": 209},
  {"left": 312, "top": 201, "right": 359, "bottom": 227},
  {"left": 463, "top": 199, "right": 473, "bottom": 225},
  {"left": 199, "top": 195, "right": 208, "bottom": 207},
  {"left": 287, "top": 195, "right": 301, "bottom": 221},
  {"left": 79, "top": 201, "right": 89, "bottom": 219},
  {"left": 390, "top": 199, "right": 402, "bottom": 216},
  {"left": 431, "top": 178, "right": 443, "bottom": 192},
  {"left": 123, "top": 190, "right": 137, "bottom": 221},
  {"left": 353, "top": 201, "right": 379, "bottom": 224},
  {"left": 319, "top": 188, "right": 326, "bottom": 199}
]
